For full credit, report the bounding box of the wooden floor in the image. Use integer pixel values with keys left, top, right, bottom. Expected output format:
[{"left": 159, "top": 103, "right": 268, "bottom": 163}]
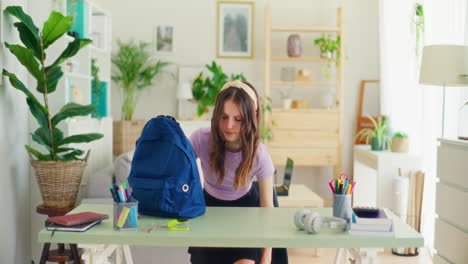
[{"left": 288, "top": 248, "right": 433, "bottom": 264}]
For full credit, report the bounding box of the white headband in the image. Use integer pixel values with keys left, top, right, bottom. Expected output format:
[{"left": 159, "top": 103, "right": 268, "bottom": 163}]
[{"left": 221, "top": 80, "right": 258, "bottom": 110}]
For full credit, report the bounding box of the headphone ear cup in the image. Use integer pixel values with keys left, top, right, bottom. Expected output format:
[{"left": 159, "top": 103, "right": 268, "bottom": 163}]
[
  {"left": 305, "top": 213, "right": 322, "bottom": 234},
  {"left": 294, "top": 209, "right": 311, "bottom": 230}
]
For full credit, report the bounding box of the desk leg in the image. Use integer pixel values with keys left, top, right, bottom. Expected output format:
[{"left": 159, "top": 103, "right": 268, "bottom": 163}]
[
  {"left": 347, "top": 248, "right": 382, "bottom": 264},
  {"left": 78, "top": 244, "right": 133, "bottom": 264},
  {"left": 123, "top": 245, "right": 134, "bottom": 264}
]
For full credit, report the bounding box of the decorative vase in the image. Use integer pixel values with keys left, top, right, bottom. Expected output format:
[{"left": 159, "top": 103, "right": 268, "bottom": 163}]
[
  {"left": 287, "top": 34, "right": 302, "bottom": 57},
  {"left": 391, "top": 137, "right": 409, "bottom": 153},
  {"left": 282, "top": 98, "right": 292, "bottom": 110}
]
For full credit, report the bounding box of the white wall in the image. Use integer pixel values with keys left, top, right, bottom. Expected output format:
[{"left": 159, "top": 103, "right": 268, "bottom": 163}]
[
  {"left": 0, "top": 0, "right": 31, "bottom": 263},
  {"left": 94, "top": 0, "right": 379, "bottom": 199}
]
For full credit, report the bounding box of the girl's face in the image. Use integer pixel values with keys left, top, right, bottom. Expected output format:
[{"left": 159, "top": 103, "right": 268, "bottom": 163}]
[{"left": 219, "top": 99, "right": 242, "bottom": 147}]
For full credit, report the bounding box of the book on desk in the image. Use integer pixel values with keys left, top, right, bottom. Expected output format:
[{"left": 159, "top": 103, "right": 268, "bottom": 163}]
[{"left": 349, "top": 208, "right": 394, "bottom": 237}]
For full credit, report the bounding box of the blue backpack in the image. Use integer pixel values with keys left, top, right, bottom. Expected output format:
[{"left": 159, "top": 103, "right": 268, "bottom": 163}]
[{"left": 128, "top": 116, "right": 206, "bottom": 219}]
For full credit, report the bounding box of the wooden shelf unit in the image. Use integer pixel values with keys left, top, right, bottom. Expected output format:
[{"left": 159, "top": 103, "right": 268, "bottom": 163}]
[{"left": 264, "top": 4, "right": 344, "bottom": 177}]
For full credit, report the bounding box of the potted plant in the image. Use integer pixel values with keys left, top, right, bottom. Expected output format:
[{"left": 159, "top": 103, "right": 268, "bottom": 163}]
[
  {"left": 354, "top": 115, "right": 390, "bottom": 151},
  {"left": 111, "top": 40, "right": 171, "bottom": 155},
  {"left": 2, "top": 6, "right": 103, "bottom": 208},
  {"left": 391, "top": 131, "right": 409, "bottom": 153},
  {"left": 192, "top": 61, "right": 245, "bottom": 117},
  {"left": 313, "top": 34, "right": 341, "bottom": 79}
]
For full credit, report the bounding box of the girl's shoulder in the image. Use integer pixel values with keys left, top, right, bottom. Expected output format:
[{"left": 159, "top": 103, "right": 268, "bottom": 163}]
[{"left": 190, "top": 127, "right": 211, "bottom": 145}]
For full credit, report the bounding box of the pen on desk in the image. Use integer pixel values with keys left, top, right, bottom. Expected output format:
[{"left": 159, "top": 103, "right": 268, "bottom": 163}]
[
  {"left": 335, "top": 179, "right": 340, "bottom": 194},
  {"left": 122, "top": 182, "right": 131, "bottom": 201},
  {"left": 109, "top": 187, "right": 119, "bottom": 203},
  {"left": 342, "top": 179, "right": 349, "bottom": 195},
  {"left": 118, "top": 184, "right": 126, "bottom": 202},
  {"left": 113, "top": 185, "right": 124, "bottom": 203},
  {"left": 350, "top": 181, "right": 356, "bottom": 194},
  {"left": 328, "top": 181, "right": 335, "bottom": 193}
]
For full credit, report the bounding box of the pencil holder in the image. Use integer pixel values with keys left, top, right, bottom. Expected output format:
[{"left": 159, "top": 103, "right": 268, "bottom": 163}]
[
  {"left": 113, "top": 199, "right": 139, "bottom": 230},
  {"left": 333, "top": 194, "right": 352, "bottom": 222}
]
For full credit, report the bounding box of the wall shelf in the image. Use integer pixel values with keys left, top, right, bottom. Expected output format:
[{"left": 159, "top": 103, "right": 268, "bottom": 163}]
[
  {"left": 271, "top": 27, "right": 340, "bottom": 33},
  {"left": 264, "top": 4, "right": 344, "bottom": 175},
  {"left": 271, "top": 57, "right": 337, "bottom": 62},
  {"left": 272, "top": 81, "right": 336, "bottom": 86}
]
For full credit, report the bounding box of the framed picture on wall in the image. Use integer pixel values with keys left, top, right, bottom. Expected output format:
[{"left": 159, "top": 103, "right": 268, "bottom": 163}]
[
  {"left": 216, "top": 1, "right": 254, "bottom": 59},
  {"left": 154, "top": 25, "right": 174, "bottom": 52}
]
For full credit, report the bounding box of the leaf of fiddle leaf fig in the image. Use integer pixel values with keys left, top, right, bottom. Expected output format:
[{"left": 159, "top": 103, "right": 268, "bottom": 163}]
[
  {"left": 26, "top": 98, "right": 48, "bottom": 130},
  {"left": 37, "top": 66, "right": 63, "bottom": 94},
  {"left": 25, "top": 145, "right": 50, "bottom": 161},
  {"left": 58, "top": 133, "right": 104, "bottom": 146},
  {"left": 50, "top": 38, "right": 92, "bottom": 69},
  {"left": 32, "top": 127, "right": 64, "bottom": 151},
  {"left": 42, "top": 11, "right": 73, "bottom": 49},
  {"left": 13, "top": 22, "right": 41, "bottom": 59},
  {"left": 51, "top": 103, "right": 96, "bottom": 126},
  {"left": 4, "top": 6, "right": 40, "bottom": 39},
  {"left": 31, "top": 132, "right": 52, "bottom": 151},
  {"left": 5, "top": 43, "right": 44, "bottom": 82},
  {"left": 3, "top": 70, "right": 47, "bottom": 114}
]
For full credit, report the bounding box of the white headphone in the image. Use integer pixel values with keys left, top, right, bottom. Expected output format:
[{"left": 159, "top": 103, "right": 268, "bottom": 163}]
[{"left": 294, "top": 209, "right": 347, "bottom": 234}]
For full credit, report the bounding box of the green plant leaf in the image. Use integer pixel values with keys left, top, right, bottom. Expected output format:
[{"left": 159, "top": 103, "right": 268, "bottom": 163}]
[
  {"left": 13, "top": 22, "right": 41, "bottom": 59},
  {"left": 5, "top": 43, "right": 44, "bottom": 82},
  {"left": 26, "top": 98, "right": 48, "bottom": 130},
  {"left": 58, "top": 149, "right": 85, "bottom": 161},
  {"left": 25, "top": 145, "right": 50, "bottom": 161},
  {"left": 37, "top": 66, "right": 64, "bottom": 94},
  {"left": 31, "top": 131, "right": 52, "bottom": 151},
  {"left": 4, "top": 6, "right": 39, "bottom": 39},
  {"left": 2, "top": 70, "right": 47, "bottom": 114},
  {"left": 51, "top": 103, "right": 96, "bottom": 126},
  {"left": 42, "top": 11, "right": 73, "bottom": 49},
  {"left": 32, "top": 127, "right": 64, "bottom": 153},
  {"left": 58, "top": 133, "right": 104, "bottom": 146},
  {"left": 56, "top": 147, "right": 78, "bottom": 153},
  {"left": 50, "top": 38, "right": 92, "bottom": 69}
]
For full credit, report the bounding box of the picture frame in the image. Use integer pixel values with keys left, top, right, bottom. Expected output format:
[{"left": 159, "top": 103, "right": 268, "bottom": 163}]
[
  {"left": 216, "top": 1, "right": 254, "bottom": 59},
  {"left": 154, "top": 25, "right": 174, "bottom": 52}
]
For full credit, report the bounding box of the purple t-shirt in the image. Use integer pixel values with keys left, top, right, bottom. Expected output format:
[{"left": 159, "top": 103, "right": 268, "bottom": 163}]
[{"left": 189, "top": 127, "right": 275, "bottom": 201}]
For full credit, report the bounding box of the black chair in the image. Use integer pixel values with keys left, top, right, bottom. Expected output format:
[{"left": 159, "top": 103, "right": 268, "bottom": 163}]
[{"left": 252, "top": 181, "right": 288, "bottom": 264}]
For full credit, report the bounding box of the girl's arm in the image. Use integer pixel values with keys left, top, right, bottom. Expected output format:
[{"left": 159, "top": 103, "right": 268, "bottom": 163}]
[{"left": 258, "top": 175, "right": 274, "bottom": 264}]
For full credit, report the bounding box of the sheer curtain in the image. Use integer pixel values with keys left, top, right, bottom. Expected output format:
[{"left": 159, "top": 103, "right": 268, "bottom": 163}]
[{"left": 379, "top": 0, "right": 467, "bottom": 251}]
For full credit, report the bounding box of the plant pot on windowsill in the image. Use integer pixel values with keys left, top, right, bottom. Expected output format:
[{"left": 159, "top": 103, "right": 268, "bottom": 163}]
[{"left": 391, "top": 137, "right": 409, "bottom": 153}]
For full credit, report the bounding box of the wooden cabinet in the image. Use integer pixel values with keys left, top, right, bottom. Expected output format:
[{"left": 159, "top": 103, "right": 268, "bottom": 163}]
[{"left": 263, "top": 4, "right": 344, "bottom": 176}]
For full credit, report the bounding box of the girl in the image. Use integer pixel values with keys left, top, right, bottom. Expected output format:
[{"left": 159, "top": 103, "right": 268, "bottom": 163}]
[{"left": 188, "top": 80, "right": 274, "bottom": 264}]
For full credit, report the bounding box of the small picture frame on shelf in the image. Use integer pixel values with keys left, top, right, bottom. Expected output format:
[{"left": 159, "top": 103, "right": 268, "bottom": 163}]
[
  {"left": 154, "top": 26, "right": 173, "bottom": 52},
  {"left": 216, "top": 1, "right": 254, "bottom": 59}
]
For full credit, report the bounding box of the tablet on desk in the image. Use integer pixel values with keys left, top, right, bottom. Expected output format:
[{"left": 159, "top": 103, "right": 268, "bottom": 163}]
[{"left": 46, "top": 220, "right": 102, "bottom": 232}]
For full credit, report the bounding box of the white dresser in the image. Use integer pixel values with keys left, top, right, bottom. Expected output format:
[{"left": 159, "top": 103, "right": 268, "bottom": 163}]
[{"left": 434, "top": 139, "right": 468, "bottom": 264}]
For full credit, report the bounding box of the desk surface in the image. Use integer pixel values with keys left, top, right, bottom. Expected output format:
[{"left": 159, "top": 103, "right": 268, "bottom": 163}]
[
  {"left": 277, "top": 184, "right": 323, "bottom": 208},
  {"left": 39, "top": 204, "right": 423, "bottom": 249}
]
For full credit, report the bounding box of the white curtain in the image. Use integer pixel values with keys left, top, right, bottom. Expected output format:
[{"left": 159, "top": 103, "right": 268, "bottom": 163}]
[{"left": 379, "top": 0, "right": 467, "bottom": 251}]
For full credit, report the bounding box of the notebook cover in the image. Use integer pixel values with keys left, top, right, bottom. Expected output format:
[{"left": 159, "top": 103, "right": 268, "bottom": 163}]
[
  {"left": 46, "top": 220, "right": 102, "bottom": 232},
  {"left": 48, "top": 211, "right": 109, "bottom": 226}
]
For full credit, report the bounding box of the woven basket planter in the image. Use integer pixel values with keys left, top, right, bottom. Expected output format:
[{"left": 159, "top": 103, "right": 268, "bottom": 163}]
[
  {"left": 113, "top": 120, "right": 146, "bottom": 156},
  {"left": 30, "top": 152, "right": 89, "bottom": 208}
]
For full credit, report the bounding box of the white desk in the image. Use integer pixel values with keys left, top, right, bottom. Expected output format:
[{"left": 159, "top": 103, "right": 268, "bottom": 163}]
[{"left": 353, "top": 145, "right": 420, "bottom": 209}]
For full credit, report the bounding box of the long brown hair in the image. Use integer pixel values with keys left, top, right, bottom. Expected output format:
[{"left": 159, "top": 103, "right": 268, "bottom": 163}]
[{"left": 210, "top": 81, "right": 261, "bottom": 190}]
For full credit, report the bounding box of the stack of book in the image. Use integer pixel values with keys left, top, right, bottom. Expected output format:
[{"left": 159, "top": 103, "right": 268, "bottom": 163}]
[{"left": 349, "top": 208, "right": 394, "bottom": 237}]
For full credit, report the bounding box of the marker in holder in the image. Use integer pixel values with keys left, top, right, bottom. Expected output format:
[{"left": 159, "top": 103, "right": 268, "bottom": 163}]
[
  {"left": 113, "top": 199, "right": 139, "bottom": 230},
  {"left": 333, "top": 194, "right": 353, "bottom": 223}
]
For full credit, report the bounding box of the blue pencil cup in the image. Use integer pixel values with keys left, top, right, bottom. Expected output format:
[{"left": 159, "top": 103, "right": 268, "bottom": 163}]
[{"left": 333, "top": 194, "right": 352, "bottom": 222}]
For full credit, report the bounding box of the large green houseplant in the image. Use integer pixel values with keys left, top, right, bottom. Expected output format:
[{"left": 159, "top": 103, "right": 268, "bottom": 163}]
[
  {"left": 111, "top": 40, "right": 171, "bottom": 121},
  {"left": 2, "top": 6, "right": 103, "bottom": 208},
  {"left": 111, "top": 40, "right": 171, "bottom": 155},
  {"left": 192, "top": 61, "right": 246, "bottom": 117}
]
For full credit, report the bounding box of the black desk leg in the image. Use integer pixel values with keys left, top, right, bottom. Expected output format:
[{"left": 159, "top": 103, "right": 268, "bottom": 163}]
[
  {"left": 70, "top": 244, "right": 81, "bottom": 264},
  {"left": 39, "top": 243, "right": 51, "bottom": 264}
]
